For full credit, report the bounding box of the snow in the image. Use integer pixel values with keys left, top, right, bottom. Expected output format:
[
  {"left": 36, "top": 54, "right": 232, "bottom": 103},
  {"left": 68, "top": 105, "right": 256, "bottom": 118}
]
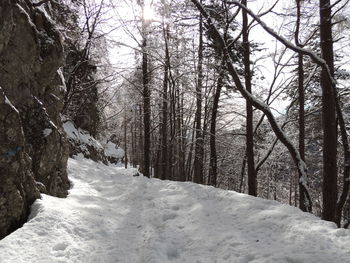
[
  {"left": 0, "top": 157, "right": 349, "bottom": 263},
  {"left": 63, "top": 121, "right": 124, "bottom": 160},
  {"left": 63, "top": 121, "right": 104, "bottom": 150},
  {"left": 103, "top": 141, "right": 125, "bottom": 159},
  {"left": 4, "top": 95, "right": 19, "bottom": 114},
  {"left": 43, "top": 128, "right": 52, "bottom": 137},
  {"left": 57, "top": 68, "right": 67, "bottom": 92}
]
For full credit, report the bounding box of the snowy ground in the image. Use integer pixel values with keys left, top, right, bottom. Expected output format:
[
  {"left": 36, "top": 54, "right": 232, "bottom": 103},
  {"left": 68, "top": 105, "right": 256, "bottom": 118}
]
[{"left": 0, "top": 157, "right": 349, "bottom": 263}]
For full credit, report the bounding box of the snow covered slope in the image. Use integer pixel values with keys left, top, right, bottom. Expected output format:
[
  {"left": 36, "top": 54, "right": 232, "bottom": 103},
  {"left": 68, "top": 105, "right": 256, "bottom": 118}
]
[{"left": 0, "top": 157, "right": 349, "bottom": 263}]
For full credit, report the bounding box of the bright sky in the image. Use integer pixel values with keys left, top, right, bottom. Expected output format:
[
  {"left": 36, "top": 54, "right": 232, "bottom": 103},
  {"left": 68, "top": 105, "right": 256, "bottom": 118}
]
[{"left": 102, "top": 0, "right": 350, "bottom": 116}]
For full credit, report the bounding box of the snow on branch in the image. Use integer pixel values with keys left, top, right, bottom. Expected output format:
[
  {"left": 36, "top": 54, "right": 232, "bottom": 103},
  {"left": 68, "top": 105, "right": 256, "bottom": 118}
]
[{"left": 227, "top": 0, "right": 336, "bottom": 86}]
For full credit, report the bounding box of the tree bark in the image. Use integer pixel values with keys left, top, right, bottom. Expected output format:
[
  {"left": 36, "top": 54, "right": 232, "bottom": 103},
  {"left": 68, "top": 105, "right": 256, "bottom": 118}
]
[
  {"left": 160, "top": 24, "right": 170, "bottom": 180},
  {"left": 335, "top": 94, "right": 350, "bottom": 226},
  {"left": 208, "top": 55, "right": 225, "bottom": 186},
  {"left": 124, "top": 110, "right": 128, "bottom": 169},
  {"left": 319, "top": 0, "right": 338, "bottom": 222},
  {"left": 295, "top": 0, "right": 308, "bottom": 212},
  {"left": 193, "top": 6, "right": 204, "bottom": 184},
  {"left": 141, "top": 3, "right": 151, "bottom": 178},
  {"left": 242, "top": 0, "right": 256, "bottom": 196}
]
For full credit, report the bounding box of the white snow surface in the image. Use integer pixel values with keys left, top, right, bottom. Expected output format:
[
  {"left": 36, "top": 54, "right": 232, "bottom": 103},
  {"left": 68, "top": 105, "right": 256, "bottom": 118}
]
[
  {"left": 103, "top": 141, "right": 125, "bottom": 159},
  {"left": 43, "top": 128, "right": 52, "bottom": 137},
  {"left": 4, "top": 95, "right": 19, "bottom": 114},
  {"left": 0, "top": 157, "right": 349, "bottom": 263}
]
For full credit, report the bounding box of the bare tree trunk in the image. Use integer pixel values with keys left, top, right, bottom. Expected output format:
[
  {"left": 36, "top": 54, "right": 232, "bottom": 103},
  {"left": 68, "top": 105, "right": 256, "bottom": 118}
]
[
  {"left": 131, "top": 122, "right": 136, "bottom": 168},
  {"left": 208, "top": 55, "right": 224, "bottom": 186},
  {"left": 141, "top": 3, "right": 151, "bottom": 178},
  {"left": 139, "top": 104, "right": 144, "bottom": 173},
  {"left": 124, "top": 109, "right": 128, "bottom": 169},
  {"left": 335, "top": 95, "right": 350, "bottom": 226},
  {"left": 294, "top": 171, "right": 298, "bottom": 207},
  {"left": 295, "top": 0, "right": 308, "bottom": 212},
  {"left": 178, "top": 84, "right": 186, "bottom": 181},
  {"left": 267, "top": 168, "right": 271, "bottom": 199},
  {"left": 239, "top": 152, "right": 247, "bottom": 193},
  {"left": 319, "top": 0, "right": 338, "bottom": 222},
  {"left": 160, "top": 24, "right": 170, "bottom": 180},
  {"left": 242, "top": 0, "right": 256, "bottom": 196},
  {"left": 344, "top": 198, "right": 350, "bottom": 228},
  {"left": 186, "top": 120, "right": 196, "bottom": 181},
  {"left": 154, "top": 119, "right": 162, "bottom": 179},
  {"left": 289, "top": 171, "right": 293, "bottom": 206},
  {"left": 193, "top": 5, "right": 204, "bottom": 184}
]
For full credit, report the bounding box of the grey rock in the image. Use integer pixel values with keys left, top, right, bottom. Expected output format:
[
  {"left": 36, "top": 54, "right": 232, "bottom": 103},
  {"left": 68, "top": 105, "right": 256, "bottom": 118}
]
[
  {"left": 0, "top": 0, "right": 70, "bottom": 238},
  {"left": 0, "top": 88, "right": 40, "bottom": 239}
]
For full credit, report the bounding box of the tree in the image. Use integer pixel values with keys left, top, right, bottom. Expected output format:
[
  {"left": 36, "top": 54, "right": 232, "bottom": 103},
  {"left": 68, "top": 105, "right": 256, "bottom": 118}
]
[
  {"left": 295, "top": 0, "right": 308, "bottom": 212},
  {"left": 319, "top": 0, "right": 338, "bottom": 223},
  {"left": 62, "top": 0, "right": 111, "bottom": 137},
  {"left": 208, "top": 54, "right": 225, "bottom": 186},
  {"left": 190, "top": 0, "right": 313, "bottom": 211},
  {"left": 139, "top": 0, "right": 151, "bottom": 178},
  {"left": 242, "top": 0, "right": 256, "bottom": 196},
  {"left": 193, "top": 2, "right": 205, "bottom": 184},
  {"left": 160, "top": 23, "right": 170, "bottom": 180}
]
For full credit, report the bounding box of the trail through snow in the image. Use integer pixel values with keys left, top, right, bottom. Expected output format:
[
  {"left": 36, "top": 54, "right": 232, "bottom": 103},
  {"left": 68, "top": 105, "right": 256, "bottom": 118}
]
[{"left": 0, "top": 156, "right": 349, "bottom": 263}]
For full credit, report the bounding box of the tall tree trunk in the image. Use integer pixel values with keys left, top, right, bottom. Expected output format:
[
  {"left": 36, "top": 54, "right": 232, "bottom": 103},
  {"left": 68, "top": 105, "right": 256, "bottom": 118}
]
[
  {"left": 138, "top": 104, "right": 144, "bottom": 172},
  {"left": 242, "top": 0, "right": 256, "bottom": 196},
  {"left": 193, "top": 6, "right": 204, "bottom": 184},
  {"left": 178, "top": 80, "right": 186, "bottom": 182},
  {"left": 124, "top": 109, "right": 128, "bottom": 169},
  {"left": 208, "top": 54, "right": 225, "bottom": 186},
  {"left": 141, "top": 4, "right": 151, "bottom": 178},
  {"left": 344, "top": 198, "right": 350, "bottom": 228},
  {"left": 239, "top": 152, "right": 247, "bottom": 193},
  {"left": 295, "top": 0, "right": 308, "bottom": 212},
  {"left": 319, "top": 0, "right": 338, "bottom": 222},
  {"left": 131, "top": 122, "right": 136, "bottom": 168},
  {"left": 160, "top": 24, "right": 170, "bottom": 180},
  {"left": 335, "top": 93, "right": 350, "bottom": 226},
  {"left": 295, "top": 171, "right": 298, "bottom": 207},
  {"left": 186, "top": 120, "right": 196, "bottom": 181},
  {"left": 177, "top": 84, "right": 186, "bottom": 181}
]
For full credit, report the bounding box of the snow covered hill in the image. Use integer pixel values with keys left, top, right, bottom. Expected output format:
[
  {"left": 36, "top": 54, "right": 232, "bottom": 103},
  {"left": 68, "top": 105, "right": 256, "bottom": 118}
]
[{"left": 0, "top": 157, "right": 349, "bottom": 263}]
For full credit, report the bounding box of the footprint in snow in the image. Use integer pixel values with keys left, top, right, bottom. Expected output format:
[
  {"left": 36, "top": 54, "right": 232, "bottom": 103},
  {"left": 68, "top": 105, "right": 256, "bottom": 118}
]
[
  {"left": 162, "top": 213, "right": 177, "bottom": 221},
  {"left": 52, "top": 242, "right": 68, "bottom": 251},
  {"left": 166, "top": 247, "right": 180, "bottom": 259},
  {"left": 171, "top": 205, "right": 180, "bottom": 211}
]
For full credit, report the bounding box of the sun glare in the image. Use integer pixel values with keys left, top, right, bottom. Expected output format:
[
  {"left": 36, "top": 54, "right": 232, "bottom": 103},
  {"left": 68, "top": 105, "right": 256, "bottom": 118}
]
[{"left": 143, "top": 5, "right": 155, "bottom": 21}]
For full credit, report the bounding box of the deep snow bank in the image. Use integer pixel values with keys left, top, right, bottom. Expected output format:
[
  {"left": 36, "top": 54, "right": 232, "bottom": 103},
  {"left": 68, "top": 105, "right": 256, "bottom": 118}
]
[{"left": 0, "top": 157, "right": 349, "bottom": 263}]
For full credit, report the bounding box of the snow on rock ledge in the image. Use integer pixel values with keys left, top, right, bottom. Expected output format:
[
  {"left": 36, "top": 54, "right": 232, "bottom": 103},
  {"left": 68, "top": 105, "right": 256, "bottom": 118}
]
[
  {"left": 63, "top": 121, "right": 107, "bottom": 163},
  {"left": 102, "top": 140, "right": 124, "bottom": 163},
  {"left": 63, "top": 121, "right": 124, "bottom": 164}
]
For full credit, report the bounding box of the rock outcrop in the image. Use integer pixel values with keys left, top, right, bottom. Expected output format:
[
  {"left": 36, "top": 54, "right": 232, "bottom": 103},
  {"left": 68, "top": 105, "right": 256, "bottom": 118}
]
[
  {"left": 0, "top": 88, "right": 40, "bottom": 239},
  {"left": 0, "top": 0, "right": 69, "bottom": 239}
]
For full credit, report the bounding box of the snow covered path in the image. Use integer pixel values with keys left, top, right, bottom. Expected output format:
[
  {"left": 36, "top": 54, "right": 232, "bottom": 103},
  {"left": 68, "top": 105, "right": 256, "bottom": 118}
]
[{"left": 1, "top": 157, "right": 350, "bottom": 263}]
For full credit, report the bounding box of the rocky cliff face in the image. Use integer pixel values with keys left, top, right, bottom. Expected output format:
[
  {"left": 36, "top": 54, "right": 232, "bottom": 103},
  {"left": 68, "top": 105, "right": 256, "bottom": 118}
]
[{"left": 0, "top": 0, "right": 69, "bottom": 239}]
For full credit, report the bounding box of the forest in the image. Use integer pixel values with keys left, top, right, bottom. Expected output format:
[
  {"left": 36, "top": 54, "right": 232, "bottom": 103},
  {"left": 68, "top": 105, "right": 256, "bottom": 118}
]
[{"left": 0, "top": 0, "right": 350, "bottom": 262}]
